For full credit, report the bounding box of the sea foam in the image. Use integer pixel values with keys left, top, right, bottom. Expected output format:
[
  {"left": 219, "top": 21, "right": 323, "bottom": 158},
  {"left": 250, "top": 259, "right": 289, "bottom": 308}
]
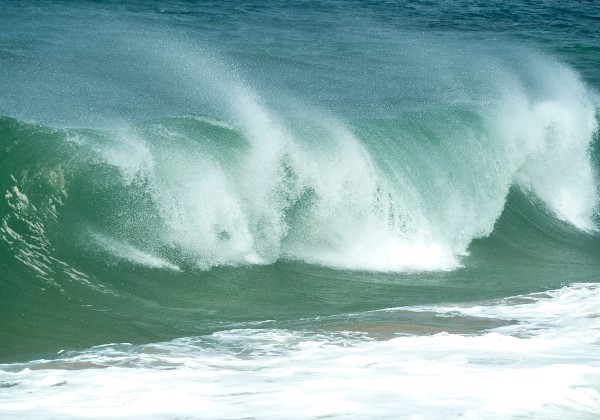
[{"left": 1, "top": 283, "right": 598, "bottom": 419}]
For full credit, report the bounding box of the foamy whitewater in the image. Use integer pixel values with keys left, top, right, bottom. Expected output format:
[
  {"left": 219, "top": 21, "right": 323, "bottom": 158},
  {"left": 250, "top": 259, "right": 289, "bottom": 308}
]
[
  {"left": 1, "top": 0, "right": 599, "bottom": 418},
  {"left": 1, "top": 284, "right": 599, "bottom": 419}
]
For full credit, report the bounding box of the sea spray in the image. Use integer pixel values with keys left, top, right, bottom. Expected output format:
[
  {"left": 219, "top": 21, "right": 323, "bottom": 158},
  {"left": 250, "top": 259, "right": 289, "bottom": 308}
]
[{"left": 1, "top": 68, "right": 598, "bottom": 273}]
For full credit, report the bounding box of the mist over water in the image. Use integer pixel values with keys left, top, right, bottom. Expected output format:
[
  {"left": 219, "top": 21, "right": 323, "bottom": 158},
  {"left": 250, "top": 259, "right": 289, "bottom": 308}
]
[
  {"left": 1, "top": 1, "right": 600, "bottom": 418},
  {"left": 6, "top": 41, "right": 597, "bottom": 272}
]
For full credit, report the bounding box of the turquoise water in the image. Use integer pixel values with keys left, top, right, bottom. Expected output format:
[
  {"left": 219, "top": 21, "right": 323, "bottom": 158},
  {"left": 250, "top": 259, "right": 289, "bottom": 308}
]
[{"left": 1, "top": 1, "right": 600, "bottom": 418}]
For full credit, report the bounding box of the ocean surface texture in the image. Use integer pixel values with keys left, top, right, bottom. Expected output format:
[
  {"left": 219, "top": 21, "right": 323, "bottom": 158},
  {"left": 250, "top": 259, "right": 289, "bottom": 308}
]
[{"left": 1, "top": 1, "right": 600, "bottom": 418}]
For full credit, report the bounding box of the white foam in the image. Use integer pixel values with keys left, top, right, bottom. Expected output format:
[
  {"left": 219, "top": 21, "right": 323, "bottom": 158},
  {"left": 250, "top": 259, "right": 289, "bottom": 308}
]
[{"left": 1, "top": 284, "right": 599, "bottom": 419}]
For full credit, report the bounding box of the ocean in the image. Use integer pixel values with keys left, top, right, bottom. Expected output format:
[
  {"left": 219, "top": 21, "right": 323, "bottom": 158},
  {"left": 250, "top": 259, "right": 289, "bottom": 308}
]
[{"left": 1, "top": 0, "right": 599, "bottom": 418}]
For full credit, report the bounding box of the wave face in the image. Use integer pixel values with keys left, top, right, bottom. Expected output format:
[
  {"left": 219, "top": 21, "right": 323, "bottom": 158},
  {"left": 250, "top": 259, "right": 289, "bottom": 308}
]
[{"left": 1, "top": 1, "right": 600, "bottom": 417}]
